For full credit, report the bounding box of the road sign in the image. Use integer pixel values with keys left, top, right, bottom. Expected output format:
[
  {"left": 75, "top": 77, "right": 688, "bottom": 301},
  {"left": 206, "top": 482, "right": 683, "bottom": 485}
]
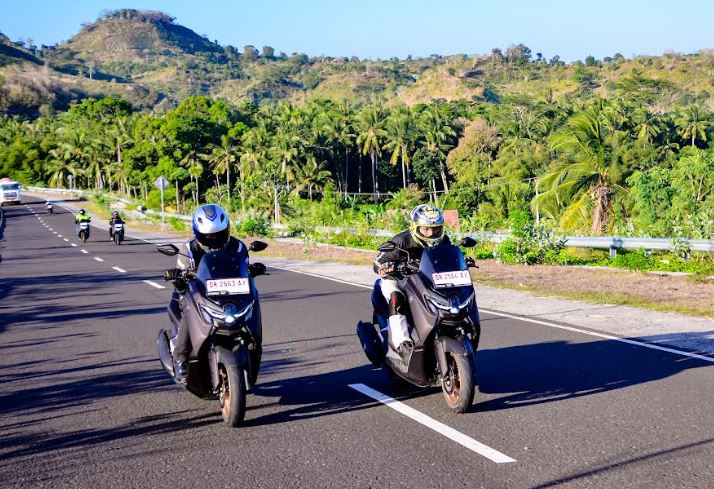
[{"left": 154, "top": 176, "right": 169, "bottom": 191}]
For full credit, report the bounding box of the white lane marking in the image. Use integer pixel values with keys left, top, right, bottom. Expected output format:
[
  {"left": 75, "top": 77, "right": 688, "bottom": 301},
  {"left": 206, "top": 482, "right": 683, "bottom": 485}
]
[
  {"left": 94, "top": 257, "right": 104, "bottom": 262},
  {"left": 81, "top": 249, "right": 88, "bottom": 254},
  {"left": 57, "top": 234, "right": 63, "bottom": 238},
  {"left": 113, "top": 266, "right": 127, "bottom": 273},
  {"left": 479, "top": 309, "right": 714, "bottom": 364},
  {"left": 143, "top": 280, "right": 165, "bottom": 289},
  {"left": 268, "top": 264, "right": 714, "bottom": 364},
  {"left": 63, "top": 238, "right": 69, "bottom": 242},
  {"left": 349, "top": 383, "right": 516, "bottom": 464},
  {"left": 71, "top": 243, "right": 77, "bottom": 247}
]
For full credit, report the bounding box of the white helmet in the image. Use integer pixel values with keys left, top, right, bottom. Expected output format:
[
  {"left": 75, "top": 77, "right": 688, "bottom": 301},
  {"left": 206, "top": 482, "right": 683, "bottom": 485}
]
[
  {"left": 192, "top": 204, "right": 230, "bottom": 250},
  {"left": 409, "top": 204, "right": 445, "bottom": 248}
]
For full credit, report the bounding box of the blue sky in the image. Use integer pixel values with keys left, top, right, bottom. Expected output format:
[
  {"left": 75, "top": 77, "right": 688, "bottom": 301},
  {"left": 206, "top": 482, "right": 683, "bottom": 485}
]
[{"left": 1, "top": 0, "right": 712, "bottom": 62}]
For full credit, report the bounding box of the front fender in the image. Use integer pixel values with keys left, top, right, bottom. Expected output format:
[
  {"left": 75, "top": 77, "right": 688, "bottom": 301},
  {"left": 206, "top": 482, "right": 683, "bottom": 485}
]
[
  {"left": 434, "top": 335, "right": 474, "bottom": 378},
  {"left": 208, "top": 345, "right": 252, "bottom": 390}
]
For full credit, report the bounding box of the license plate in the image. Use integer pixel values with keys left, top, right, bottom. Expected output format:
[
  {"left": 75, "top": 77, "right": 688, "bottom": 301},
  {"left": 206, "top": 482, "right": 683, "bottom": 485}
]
[
  {"left": 432, "top": 270, "right": 472, "bottom": 288},
  {"left": 206, "top": 278, "right": 250, "bottom": 295},
  {"left": 80, "top": 223, "right": 89, "bottom": 228},
  {"left": 114, "top": 224, "right": 123, "bottom": 229}
]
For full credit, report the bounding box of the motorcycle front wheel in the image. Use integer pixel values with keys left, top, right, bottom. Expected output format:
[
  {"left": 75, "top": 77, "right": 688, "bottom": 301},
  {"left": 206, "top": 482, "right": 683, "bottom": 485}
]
[
  {"left": 441, "top": 353, "right": 475, "bottom": 413},
  {"left": 219, "top": 365, "right": 246, "bottom": 427}
]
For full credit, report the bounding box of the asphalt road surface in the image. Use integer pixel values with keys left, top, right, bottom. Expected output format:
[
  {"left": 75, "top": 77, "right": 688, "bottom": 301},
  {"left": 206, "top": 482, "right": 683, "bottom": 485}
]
[{"left": 1, "top": 198, "right": 713, "bottom": 489}]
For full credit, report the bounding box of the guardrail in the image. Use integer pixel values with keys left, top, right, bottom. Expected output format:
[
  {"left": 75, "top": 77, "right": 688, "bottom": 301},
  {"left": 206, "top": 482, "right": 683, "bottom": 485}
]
[{"left": 23, "top": 186, "right": 713, "bottom": 255}]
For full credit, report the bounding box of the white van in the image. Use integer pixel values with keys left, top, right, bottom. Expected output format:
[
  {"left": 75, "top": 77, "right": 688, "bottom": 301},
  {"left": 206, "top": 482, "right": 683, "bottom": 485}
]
[{"left": 0, "top": 178, "right": 22, "bottom": 206}]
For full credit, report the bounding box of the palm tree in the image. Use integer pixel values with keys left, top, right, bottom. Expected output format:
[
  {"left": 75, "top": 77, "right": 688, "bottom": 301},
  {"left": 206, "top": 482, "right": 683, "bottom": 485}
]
[
  {"left": 383, "top": 107, "right": 417, "bottom": 189},
  {"left": 291, "top": 155, "right": 333, "bottom": 200},
  {"left": 203, "top": 134, "right": 238, "bottom": 207},
  {"left": 355, "top": 105, "right": 386, "bottom": 202},
  {"left": 180, "top": 150, "right": 203, "bottom": 204},
  {"left": 418, "top": 105, "right": 456, "bottom": 192},
  {"left": 536, "top": 105, "right": 622, "bottom": 235},
  {"left": 320, "top": 101, "right": 355, "bottom": 196},
  {"left": 632, "top": 108, "right": 661, "bottom": 145},
  {"left": 675, "top": 104, "right": 709, "bottom": 147}
]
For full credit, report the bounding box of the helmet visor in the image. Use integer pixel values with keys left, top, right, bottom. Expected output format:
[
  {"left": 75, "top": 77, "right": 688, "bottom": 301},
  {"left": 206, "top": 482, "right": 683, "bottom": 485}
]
[{"left": 196, "top": 228, "right": 230, "bottom": 250}]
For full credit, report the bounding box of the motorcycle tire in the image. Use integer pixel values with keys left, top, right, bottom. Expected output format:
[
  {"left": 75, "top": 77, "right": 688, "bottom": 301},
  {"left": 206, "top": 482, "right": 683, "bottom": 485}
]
[
  {"left": 81, "top": 232, "right": 87, "bottom": 243},
  {"left": 114, "top": 233, "right": 120, "bottom": 245},
  {"left": 219, "top": 365, "right": 246, "bottom": 427},
  {"left": 441, "top": 353, "right": 475, "bottom": 413}
]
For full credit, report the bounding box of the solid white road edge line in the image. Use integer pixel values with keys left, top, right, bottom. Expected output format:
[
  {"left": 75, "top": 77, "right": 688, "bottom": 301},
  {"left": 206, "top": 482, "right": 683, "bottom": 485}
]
[
  {"left": 94, "top": 257, "right": 104, "bottom": 262},
  {"left": 143, "top": 280, "right": 165, "bottom": 289},
  {"left": 267, "top": 264, "right": 714, "bottom": 364},
  {"left": 348, "top": 383, "right": 516, "bottom": 464},
  {"left": 112, "top": 266, "right": 127, "bottom": 273}
]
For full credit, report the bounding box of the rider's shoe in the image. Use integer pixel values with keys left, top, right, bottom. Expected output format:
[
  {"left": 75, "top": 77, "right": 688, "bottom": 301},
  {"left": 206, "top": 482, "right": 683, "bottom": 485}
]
[
  {"left": 175, "top": 361, "right": 188, "bottom": 383},
  {"left": 396, "top": 340, "right": 414, "bottom": 359}
]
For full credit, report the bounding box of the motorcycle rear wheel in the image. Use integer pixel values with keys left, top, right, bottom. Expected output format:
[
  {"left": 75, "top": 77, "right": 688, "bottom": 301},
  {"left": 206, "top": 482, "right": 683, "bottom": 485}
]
[
  {"left": 81, "top": 232, "right": 87, "bottom": 243},
  {"left": 219, "top": 365, "right": 246, "bottom": 427},
  {"left": 441, "top": 353, "right": 475, "bottom": 413},
  {"left": 114, "top": 233, "right": 121, "bottom": 245}
]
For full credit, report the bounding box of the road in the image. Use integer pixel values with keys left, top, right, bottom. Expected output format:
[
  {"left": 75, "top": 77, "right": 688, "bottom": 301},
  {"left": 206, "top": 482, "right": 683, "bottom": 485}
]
[{"left": 1, "top": 198, "right": 713, "bottom": 489}]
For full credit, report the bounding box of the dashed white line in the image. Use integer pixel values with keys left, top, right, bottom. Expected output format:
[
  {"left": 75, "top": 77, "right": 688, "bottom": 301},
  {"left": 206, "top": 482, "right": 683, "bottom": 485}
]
[
  {"left": 349, "top": 383, "right": 516, "bottom": 464},
  {"left": 81, "top": 249, "right": 88, "bottom": 254},
  {"left": 94, "top": 257, "right": 104, "bottom": 262},
  {"left": 71, "top": 243, "right": 77, "bottom": 247},
  {"left": 63, "top": 238, "right": 69, "bottom": 242},
  {"left": 57, "top": 234, "right": 63, "bottom": 238},
  {"left": 112, "top": 266, "right": 127, "bottom": 273},
  {"left": 143, "top": 280, "right": 165, "bottom": 289}
]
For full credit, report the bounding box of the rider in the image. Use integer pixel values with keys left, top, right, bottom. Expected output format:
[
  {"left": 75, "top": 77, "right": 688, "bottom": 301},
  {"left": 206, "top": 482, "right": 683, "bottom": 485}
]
[
  {"left": 164, "top": 204, "right": 265, "bottom": 382},
  {"left": 109, "top": 210, "right": 124, "bottom": 239},
  {"left": 75, "top": 209, "right": 91, "bottom": 224},
  {"left": 374, "top": 204, "right": 449, "bottom": 356}
]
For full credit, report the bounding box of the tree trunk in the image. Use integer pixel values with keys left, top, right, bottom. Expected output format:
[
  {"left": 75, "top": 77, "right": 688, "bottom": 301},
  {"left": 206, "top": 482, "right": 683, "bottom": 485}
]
[
  {"left": 401, "top": 158, "right": 406, "bottom": 189},
  {"left": 371, "top": 150, "right": 378, "bottom": 204},
  {"left": 344, "top": 147, "right": 349, "bottom": 197},
  {"left": 226, "top": 166, "right": 231, "bottom": 205}
]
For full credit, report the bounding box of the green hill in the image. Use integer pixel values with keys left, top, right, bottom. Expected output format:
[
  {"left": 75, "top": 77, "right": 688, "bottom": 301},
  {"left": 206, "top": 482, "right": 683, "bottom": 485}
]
[{"left": 2, "top": 10, "right": 714, "bottom": 117}]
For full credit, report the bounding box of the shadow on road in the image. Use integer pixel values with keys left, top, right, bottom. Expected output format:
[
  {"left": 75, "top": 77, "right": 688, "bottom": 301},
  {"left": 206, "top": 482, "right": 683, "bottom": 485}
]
[{"left": 475, "top": 332, "right": 714, "bottom": 412}]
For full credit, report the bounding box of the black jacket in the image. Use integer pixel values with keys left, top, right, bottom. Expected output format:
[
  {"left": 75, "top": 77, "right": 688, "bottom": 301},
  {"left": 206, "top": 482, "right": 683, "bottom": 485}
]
[{"left": 374, "top": 230, "right": 450, "bottom": 276}]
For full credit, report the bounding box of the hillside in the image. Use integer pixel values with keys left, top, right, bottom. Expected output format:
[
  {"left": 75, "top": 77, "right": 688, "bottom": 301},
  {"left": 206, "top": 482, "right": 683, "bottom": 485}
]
[{"left": 2, "top": 10, "right": 714, "bottom": 117}]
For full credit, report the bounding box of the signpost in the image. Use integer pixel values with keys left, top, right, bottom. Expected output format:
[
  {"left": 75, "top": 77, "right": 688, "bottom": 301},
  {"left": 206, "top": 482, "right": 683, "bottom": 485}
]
[{"left": 154, "top": 176, "right": 169, "bottom": 225}]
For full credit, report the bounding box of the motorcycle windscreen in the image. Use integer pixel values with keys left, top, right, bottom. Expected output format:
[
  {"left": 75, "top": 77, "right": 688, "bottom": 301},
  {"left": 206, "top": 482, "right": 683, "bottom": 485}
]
[
  {"left": 420, "top": 244, "right": 472, "bottom": 293},
  {"left": 195, "top": 250, "right": 251, "bottom": 299}
]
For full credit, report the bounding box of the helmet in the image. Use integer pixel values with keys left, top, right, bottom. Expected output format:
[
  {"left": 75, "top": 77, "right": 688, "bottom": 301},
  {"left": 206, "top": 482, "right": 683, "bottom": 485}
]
[
  {"left": 192, "top": 204, "right": 230, "bottom": 250},
  {"left": 79, "top": 209, "right": 86, "bottom": 215},
  {"left": 409, "top": 204, "right": 445, "bottom": 248}
]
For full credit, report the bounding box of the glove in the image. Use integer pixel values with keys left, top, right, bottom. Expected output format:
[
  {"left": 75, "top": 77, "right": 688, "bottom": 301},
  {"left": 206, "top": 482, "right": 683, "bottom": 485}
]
[
  {"left": 378, "top": 261, "right": 396, "bottom": 278},
  {"left": 164, "top": 268, "right": 183, "bottom": 282},
  {"left": 465, "top": 257, "right": 477, "bottom": 268},
  {"left": 248, "top": 263, "right": 266, "bottom": 277}
]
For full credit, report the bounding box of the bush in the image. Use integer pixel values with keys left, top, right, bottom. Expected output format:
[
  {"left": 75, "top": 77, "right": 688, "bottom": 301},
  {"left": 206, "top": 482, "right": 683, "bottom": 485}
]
[
  {"left": 495, "top": 212, "right": 566, "bottom": 264},
  {"left": 235, "top": 213, "right": 272, "bottom": 237},
  {"left": 167, "top": 216, "right": 186, "bottom": 232}
]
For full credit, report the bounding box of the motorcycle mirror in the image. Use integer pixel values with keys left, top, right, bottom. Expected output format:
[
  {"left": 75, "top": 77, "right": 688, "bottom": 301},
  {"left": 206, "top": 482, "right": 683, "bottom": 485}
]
[
  {"left": 249, "top": 241, "right": 268, "bottom": 252},
  {"left": 377, "top": 241, "right": 397, "bottom": 253},
  {"left": 157, "top": 244, "right": 180, "bottom": 256},
  {"left": 459, "top": 237, "right": 477, "bottom": 248}
]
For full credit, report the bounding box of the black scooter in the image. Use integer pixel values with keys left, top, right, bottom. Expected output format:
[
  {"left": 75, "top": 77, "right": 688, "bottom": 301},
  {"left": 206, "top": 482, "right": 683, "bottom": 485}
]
[
  {"left": 356, "top": 237, "right": 480, "bottom": 413},
  {"left": 156, "top": 241, "right": 268, "bottom": 427},
  {"left": 45, "top": 202, "right": 53, "bottom": 214}
]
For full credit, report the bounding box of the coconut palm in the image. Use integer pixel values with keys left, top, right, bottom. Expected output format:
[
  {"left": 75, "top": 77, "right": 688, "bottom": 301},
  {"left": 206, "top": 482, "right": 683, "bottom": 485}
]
[
  {"left": 675, "top": 104, "right": 709, "bottom": 147},
  {"left": 203, "top": 134, "right": 238, "bottom": 207},
  {"left": 418, "top": 104, "right": 456, "bottom": 192},
  {"left": 355, "top": 105, "right": 387, "bottom": 202},
  {"left": 535, "top": 105, "right": 623, "bottom": 234},
  {"left": 383, "top": 106, "right": 417, "bottom": 189},
  {"left": 291, "top": 155, "right": 333, "bottom": 200}
]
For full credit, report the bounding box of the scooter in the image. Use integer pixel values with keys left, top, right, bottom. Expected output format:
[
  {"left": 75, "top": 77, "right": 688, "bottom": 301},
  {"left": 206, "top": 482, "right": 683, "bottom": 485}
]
[
  {"left": 156, "top": 241, "right": 268, "bottom": 427},
  {"left": 356, "top": 237, "right": 480, "bottom": 413},
  {"left": 45, "top": 202, "right": 53, "bottom": 214},
  {"left": 76, "top": 219, "right": 91, "bottom": 242},
  {"left": 110, "top": 221, "right": 124, "bottom": 245}
]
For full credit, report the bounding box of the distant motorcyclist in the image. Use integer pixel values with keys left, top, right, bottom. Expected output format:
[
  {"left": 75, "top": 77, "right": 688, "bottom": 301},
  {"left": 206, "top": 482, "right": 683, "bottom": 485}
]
[
  {"left": 75, "top": 208, "right": 91, "bottom": 224},
  {"left": 374, "top": 204, "right": 451, "bottom": 356},
  {"left": 109, "top": 210, "right": 124, "bottom": 239},
  {"left": 164, "top": 204, "right": 264, "bottom": 382}
]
